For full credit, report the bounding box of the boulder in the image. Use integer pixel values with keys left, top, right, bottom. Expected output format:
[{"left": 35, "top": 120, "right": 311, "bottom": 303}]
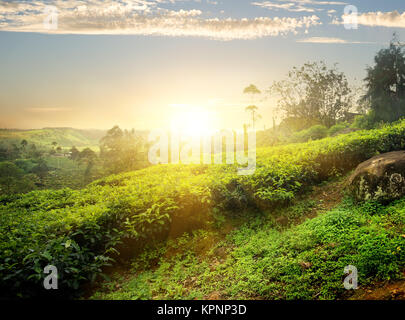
[{"left": 348, "top": 151, "right": 405, "bottom": 202}]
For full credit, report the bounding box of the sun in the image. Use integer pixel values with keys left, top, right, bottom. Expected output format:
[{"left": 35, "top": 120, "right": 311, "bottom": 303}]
[{"left": 170, "top": 108, "right": 215, "bottom": 138}]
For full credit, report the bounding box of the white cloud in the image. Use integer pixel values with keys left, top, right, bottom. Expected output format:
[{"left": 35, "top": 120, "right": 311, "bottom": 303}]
[
  {"left": 0, "top": 0, "right": 321, "bottom": 40},
  {"left": 252, "top": 2, "right": 318, "bottom": 13},
  {"left": 343, "top": 11, "right": 405, "bottom": 28},
  {"left": 279, "top": 0, "right": 347, "bottom": 5},
  {"left": 253, "top": 0, "right": 347, "bottom": 13},
  {"left": 297, "top": 36, "right": 375, "bottom": 44}
]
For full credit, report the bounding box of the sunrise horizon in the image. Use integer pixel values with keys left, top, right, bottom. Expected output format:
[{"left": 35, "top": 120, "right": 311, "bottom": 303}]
[
  {"left": 2, "top": 1, "right": 405, "bottom": 131},
  {"left": 1, "top": 0, "right": 405, "bottom": 306}
]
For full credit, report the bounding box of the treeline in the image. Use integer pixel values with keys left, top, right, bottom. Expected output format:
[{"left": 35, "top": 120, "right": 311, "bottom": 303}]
[
  {"left": 3, "top": 118, "right": 405, "bottom": 298},
  {"left": 0, "top": 140, "right": 49, "bottom": 195},
  {"left": 0, "top": 126, "right": 150, "bottom": 196},
  {"left": 68, "top": 126, "right": 150, "bottom": 179},
  {"left": 256, "top": 35, "right": 405, "bottom": 147}
]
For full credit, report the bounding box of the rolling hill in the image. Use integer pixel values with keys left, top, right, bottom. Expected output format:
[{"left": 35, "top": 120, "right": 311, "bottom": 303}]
[{"left": 0, "top": 127, "right": 106, "bottom": 148}]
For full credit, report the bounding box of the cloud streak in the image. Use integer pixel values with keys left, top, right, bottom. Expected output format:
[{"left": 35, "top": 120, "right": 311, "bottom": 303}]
[
  {"left": 297, "top": 37, "right": 376, "bottom": 44},
  {"left": 253, "top": 0, "right": 347, "bottom": 13},
  {"left": 333, "top": 10, "right": 405, "bottom": 28},
  {"left": 0, "top": 0, "right": 321, "bottom": 40},
  {"left": 25, "top": 107, "right": 72, "bottom": 113},
  {"left": 352, "top": 11, "right": 405, "bottom": 28}
]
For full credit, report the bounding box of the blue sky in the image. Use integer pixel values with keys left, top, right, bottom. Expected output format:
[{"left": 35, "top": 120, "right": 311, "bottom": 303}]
[{"left": 1, "top": 0, "right": 405, "bottom": 130}]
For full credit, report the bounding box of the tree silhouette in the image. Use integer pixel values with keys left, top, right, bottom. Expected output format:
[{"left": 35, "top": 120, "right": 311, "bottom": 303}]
[
  {"left": 245, "top": 105, "right": 262, "bottom": 129},
  {"left": 271, "top": 61, "right": 353, "bottom": 128},
  {"left": 244, "top": 84, "right": 261, "bottom": 97},
  {"left": 70, "top": 146, "right": 80, "bottom": 162},
  {"left": 20, "top": 140, "right": 27, "bottom": 150},
  {"left": 79, "top": 148, "right": 97, "bottom": 182},
  {"left": 243, "top": 84, "right": 262, "bottom": 129},
  {"left": 244, "top": 84, "right": 261, "bottom": 103},
  {"left": 100, "top": 125, "right": 147, "bottom": 174},
  {"left": 363, "top": 34, "right": 405, "bottom": 122}
]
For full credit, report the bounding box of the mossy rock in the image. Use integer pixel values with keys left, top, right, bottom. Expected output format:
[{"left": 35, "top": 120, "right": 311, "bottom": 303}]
[{"left": 349, "top": 151, "right": 405, "bottom": 203}]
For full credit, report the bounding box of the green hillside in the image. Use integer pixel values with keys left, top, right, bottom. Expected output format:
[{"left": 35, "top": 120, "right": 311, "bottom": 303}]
[
  {"left": 1, "top": 120, "right": 405, "bottom": 299},
  {"left": 0, "top": 128, "right": 105, "bottom": 148}
]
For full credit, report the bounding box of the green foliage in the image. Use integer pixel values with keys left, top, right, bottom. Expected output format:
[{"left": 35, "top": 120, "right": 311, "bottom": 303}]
[
  {"left": 0, "top": 188, "right": 124, "bottom": 297},
  {"left": 243, "top": 84, "right": 261, "bottom": 95},
  {"left": 213, "top": 200, "right": 404, "bottom": 299},
  {"left": 100, "top": 126, "right": 149, "bottom": 174},
  {"left": 41, "top": 156, "right": 104, "bottom": 190},
  {"left": 327, "top": 122, "right": 350, "bottom": 136},
  {"left": 290, "top": 125, "right": 328, "bottom": 143},
  {"left": 31, "top": 158, "right": 49, "bottom": 181},
  {"left": 0, "top": 128, "right": 104, "bottom": 148},
  {"left": 0, "top": 132, "right": 105, "bottom": 194},
  {"left": 0, "top": 161, "right": 37, "bottom": 195},
  {"left": 351, "top": 112, "right": 380, "bottom": 130},
  {"left": 91, "top": 198, "right": 404, "bottom": 300},
  {"left": 363, "top": 36, "right": 405, "bottom": 123},
  {"left": 4, "top": 119, "right": 405, "bottom": 297},
  {"left": 0, "top": 165, "right": 216, "bottom": 297},
  {"left": 271, "top": 61, "right": 354, "bottom": 128}
]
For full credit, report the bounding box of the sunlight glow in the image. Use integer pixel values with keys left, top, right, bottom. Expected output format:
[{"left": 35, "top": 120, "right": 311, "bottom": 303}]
[{"left": 170, "top": 107, "right": 216, "bottom": 138}]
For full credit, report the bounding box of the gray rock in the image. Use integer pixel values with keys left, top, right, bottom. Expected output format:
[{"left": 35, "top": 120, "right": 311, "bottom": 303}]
[{"left": 348, "top": 151, "right": 405, "bottom": 202}]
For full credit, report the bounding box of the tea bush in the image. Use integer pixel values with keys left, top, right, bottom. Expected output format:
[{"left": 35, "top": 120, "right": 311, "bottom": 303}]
[
  {"left": 290, "top": 125, "right": 328, "bottom": 143},
  {"left": 91, "top": 198, "right": 404, "bottom": 300},
  {"left": 3, "top": 120, "right": 405, "bottom": 297}
]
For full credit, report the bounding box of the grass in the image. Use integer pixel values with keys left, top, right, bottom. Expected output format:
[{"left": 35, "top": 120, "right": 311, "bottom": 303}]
[
  {"left": 4, "top": 119, "right": 405, "bottom": 298},
  {"left": 43, "top": 156, "right": 104, "bottom": 189},
  {"left": 90, "top": 192, "right": 405, "bottom": 300},
  {"left": 0, "top": 128, "right": 104, "bottom": 148}
]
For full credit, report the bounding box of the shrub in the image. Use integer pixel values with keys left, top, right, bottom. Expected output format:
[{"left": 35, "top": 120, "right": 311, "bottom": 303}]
[
  {"left": 351, "top": 112, "right": 379, "bottom": 130},
  {"left": 215, "top": 199, "right": 404, "bottom": 299},
  {"left": 3, "top": 119, "right": 405, "bottom": 297},
  {"left": 290, "top": 125, "right": 328, "bottom": 143},
  {"left": 93, "top": 198, "right": 404, "bottom": 300},
  {"left": 327, "top": 122, "right": 350, "bottom": 136}
]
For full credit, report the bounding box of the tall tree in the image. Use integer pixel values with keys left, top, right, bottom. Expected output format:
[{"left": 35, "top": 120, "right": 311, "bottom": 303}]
[
  {"left": 69, "top": 146, "right": 80, "bottom": 161},
  {"left": 245, "top": 105, "right": 261, "bottom": 129},
  {"left": 31, "top": 159, "right": 49, "bottom": 182},
  {"left": 363, "top": 35, "right": 405, "bottom": 122},
  {"left": 243, "top": 84, "right": 262, "bottom": 129},
  {"left": 0, "top": 162, "right": 36, "bottom": 195},
  {"left": 271, "top": 61, "right": 353, "bottom": 128},
  {"left": 244, "top": 84, "right": 261, "bottom": 103},
  {"left": 20, "top": 139, "right": 28, "bottom": 150},
  {"left": 100, "top": 126, "right": 147, "bottom": 174},
  {"left": 79, "top": 148, "right": 97, "bottom": 182}
]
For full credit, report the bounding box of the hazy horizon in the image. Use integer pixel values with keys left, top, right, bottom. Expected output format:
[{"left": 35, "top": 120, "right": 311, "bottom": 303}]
[{"left": 1, "top": 0, "right": 405, "bottom": 131}]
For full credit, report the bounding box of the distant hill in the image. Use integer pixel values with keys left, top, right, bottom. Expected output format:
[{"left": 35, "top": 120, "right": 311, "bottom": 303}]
[{"left": 0, "top": 127, "right": 106, "bottom": 148}]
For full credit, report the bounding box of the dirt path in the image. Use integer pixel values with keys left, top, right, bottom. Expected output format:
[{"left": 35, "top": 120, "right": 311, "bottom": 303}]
[
  {"left": 349, "top": 278, "right": 405, "bottom": 300},
  {"left": 275, "top": 177, "right": 346, "bottom": 227},
  {"left": 311, "top": 179, "right": 346, "bottom": 212},
  {"left": 305, "top": 178, "right": 405, "bottom": 300}
]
